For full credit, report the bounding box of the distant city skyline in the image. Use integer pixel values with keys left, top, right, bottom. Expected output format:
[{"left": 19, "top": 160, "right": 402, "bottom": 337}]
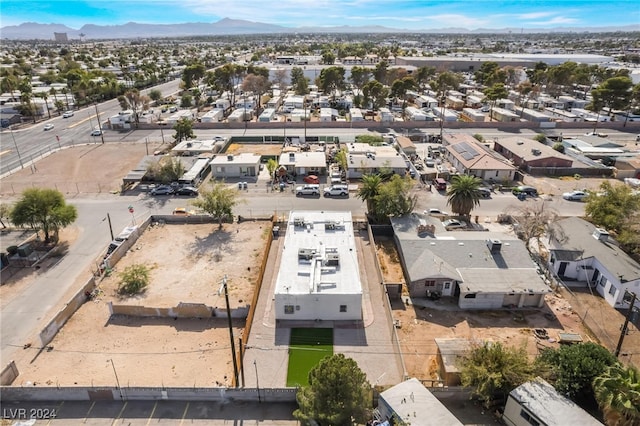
[{"left": 1, "top": 0, "right": 639, "bottom": 30}]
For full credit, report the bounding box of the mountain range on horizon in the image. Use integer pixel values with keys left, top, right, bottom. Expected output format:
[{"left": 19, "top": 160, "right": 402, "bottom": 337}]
[{"left": 1, "top": 18, "right": 639, "bottom": 40}]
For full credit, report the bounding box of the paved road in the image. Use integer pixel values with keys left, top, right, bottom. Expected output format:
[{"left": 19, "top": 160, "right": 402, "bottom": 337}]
[
  {"left": 0, "top": 400, "right": 299, "bottom": 425},
  {"left": 0, "top": 79, "right": 183, "bottom": 176}
]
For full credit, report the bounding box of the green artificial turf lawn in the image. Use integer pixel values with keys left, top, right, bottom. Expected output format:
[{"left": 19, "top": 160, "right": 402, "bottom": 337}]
[{"left": 286, "top": 328, "right": 333, "bottom": 387}]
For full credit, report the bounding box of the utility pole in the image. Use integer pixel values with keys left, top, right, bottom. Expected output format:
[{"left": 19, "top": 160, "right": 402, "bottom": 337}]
[
  {"left": 9, "top": 126, "right": 23, "bottom": 168},
  {"left": 104, "top": 213, "right": 114, "bottom": 241},
  {"left": 219, "top": 275, "right": 239, "bottom": 387},
  {"left": 94, "top": 102, "right": 105, "bottom": 143},
  {"left": 615, "top": 292, "right": 637, "bottom": 357}
]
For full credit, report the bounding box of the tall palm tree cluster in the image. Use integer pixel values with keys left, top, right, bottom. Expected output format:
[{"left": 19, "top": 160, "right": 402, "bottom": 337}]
[{"left": 593, "top": 364, "right": 640, "bottom": 426}]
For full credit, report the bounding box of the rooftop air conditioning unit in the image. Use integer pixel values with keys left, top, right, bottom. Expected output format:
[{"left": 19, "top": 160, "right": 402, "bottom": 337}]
[
  {"left": 227, "top": 155, "right": 234, "bottom": 161},
  {"left": 486, "top": 239, "right": 502, "bottom": 253}
]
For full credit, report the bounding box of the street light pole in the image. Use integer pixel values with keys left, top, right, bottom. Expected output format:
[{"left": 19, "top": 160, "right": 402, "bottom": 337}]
[
  {"left": 219, "top": 275, "right": 239, "bottom": 387},
  {"left": 615, "top": 291, "right": 637, "bottom": 357},
  {"left": 9, "top": 125, "right": 24, "bottom": 168}
]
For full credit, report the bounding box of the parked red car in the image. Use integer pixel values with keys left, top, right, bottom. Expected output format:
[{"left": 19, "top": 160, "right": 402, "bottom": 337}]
[{"left": 303, "top": 175, "right": 319, "bottom": 184}]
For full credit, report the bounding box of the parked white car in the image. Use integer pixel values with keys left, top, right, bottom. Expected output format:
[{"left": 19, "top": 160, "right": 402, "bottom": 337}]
[
  {"left": 90, "top": 129, "right": 102, "bottom": 136},
  {"left": 62, "top": 111, "right": 74, "bottom": 118},
  {"left": 562, "top": 190, "right": 588, "bottom": 201},
  {"left": 442, "top": 219, "right": 468, "bottom": 230},
  {"left": 43, "top": 124, "right": 54, "bottom": 131}
]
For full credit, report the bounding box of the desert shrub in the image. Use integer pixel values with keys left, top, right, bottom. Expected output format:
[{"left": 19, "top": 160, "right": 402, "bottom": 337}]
[{"left": 118, "top": 264, "right": 150, "bottom": 295}]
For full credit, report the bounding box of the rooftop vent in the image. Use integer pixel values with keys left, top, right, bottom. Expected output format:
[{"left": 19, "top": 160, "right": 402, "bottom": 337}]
[
  {"left": 592, "top": 228, "right": 609, "bottom": 243},
  {"left": 227, "top": 154, "right": 234, "bottom": 161},
  {"left": 517, "top": 140, "right": 524, "bottom": 145},
  {"left": 298, "top": 248, "right": 316, "bottom": 260},
  {"left": 486, "top": 239, "right": 502, "bottom": 253},
  {"left": 531, "top": 149, "right": 541, "bottom": 156}
]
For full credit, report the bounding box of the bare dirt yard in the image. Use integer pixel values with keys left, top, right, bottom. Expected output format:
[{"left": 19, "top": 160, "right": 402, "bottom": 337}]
[
  {"left": 225, "top": 143, "right": 281, "bottom": 156},
  {"left": 0, "top": 141, "right": 163, "bottom": 197},
  {"left": 375, "top": 236, "right": 595, "bottom": 381},
  {"left": 14, "top": 221, "right": 270, "bottom": 388}
]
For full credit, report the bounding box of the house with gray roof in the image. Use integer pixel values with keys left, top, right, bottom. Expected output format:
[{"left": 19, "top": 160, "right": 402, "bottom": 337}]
[
  {"left": 494, "top": 136, "right": 573, "bottom": 170},
  {"left": 503, "top": 378, "right": 603, "bottom": 426},
  {"left": 390, "top": 214, "right": 550, "bottom": 309},
  {"left": 547, "top": 217, "right": 640, "bottom": 309}
]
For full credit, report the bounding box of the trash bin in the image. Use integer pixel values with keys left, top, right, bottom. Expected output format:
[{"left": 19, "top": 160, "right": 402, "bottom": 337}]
[{"left": 272, "top": 226, "right": 280, "bottom": 237}]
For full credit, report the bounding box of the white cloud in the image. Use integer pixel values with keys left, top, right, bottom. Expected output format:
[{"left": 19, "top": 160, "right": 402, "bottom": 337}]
[
  {"left": 516, "top": 11, "right": 556, "bottom": 20},
  {"left": 425, "top": 14, "right": 490, "bottom": 28}
]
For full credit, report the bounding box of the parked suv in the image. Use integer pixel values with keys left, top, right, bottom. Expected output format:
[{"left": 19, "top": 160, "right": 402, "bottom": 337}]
[
  {"left": 296, "top": 184, "right": 320, "bottom": 196},
  {"left": 323, "top": 185, "right": 348, "bottom": 197},
  {"left": 512, "top": 185, "right": 538, "bottom": 197}
]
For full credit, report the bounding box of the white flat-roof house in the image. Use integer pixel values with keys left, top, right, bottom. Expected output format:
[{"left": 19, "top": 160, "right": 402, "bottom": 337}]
[
  {"left": 503, "top": 378, "right": 603, "bottom": 426},
  {"left": 172, "top": 139, "right": 225, "bottom": 156},
  {"left": 210, "top": 153, "right": 261, "bottom": 179},
  {"left": 274, "top": 211, "right": 362, "bottom": 321},
  {"left": 377, "top": 378, "right": 463, "bottom": 426}
]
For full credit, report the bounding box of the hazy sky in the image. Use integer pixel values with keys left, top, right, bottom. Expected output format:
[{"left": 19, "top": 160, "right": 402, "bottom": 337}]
[{"left": 1, "top": 0, "right": 638, "bottom": 29}]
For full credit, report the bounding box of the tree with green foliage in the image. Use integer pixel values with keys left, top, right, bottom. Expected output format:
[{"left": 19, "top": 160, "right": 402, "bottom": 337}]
[
  {"left": 415, "top": 65, "right": 436, "bottom": 92},
  {"left": 483, "top": 83, "right": 509, "bottom": 120},
  {"left": 373, "top": 60, "right": 389, "bottom": 85},
  {"left": 172, "top": 117, "right": 195, "bottom": 144},
  {"left": 593, "top": 364, "right": 640, "bottom": 426},
  {"left": 533, "top": 133, "right": 547, "bottom": 143},
  {"left": 180, "top": 93, "right": 192, "bottom": 108},
  {"left": 431, "top": 71, "right": 462, "bottom": 100},
  {"left": 294, "top": 354, "right": 371, "bottom": 425},
  {"left": 374, "top": 174, "right": 417, "bottom": 222},
  {"left": 118, "top": 264, "right": 150, "bottom": 295},
  {"left": 148, "top": 89, "right": 162, "bottom": 105},
  {"left": 316, "top": 66, "right": 345, "bottom": 100},
  {"left": 289, "top": 67, "right": 309, "bottom": 96},
  {"left": 266, "top": 158, "right": 279, "bottom": 180},
  {"left": 334, "top": 148, "right": 348, "bottom": 173},
  {"left": 459, "top": 342, "right": 534, "bottom": 408},
  {"left": 536, "top": 342, "right": 618, "bottom": 403},
  {"left": 390, "top": 77, "right": 416, "bottom": 112},
  {"left": 321, "top": 51, "right": 336, "bottom": 65},
  {"left": 362, "top": 80, "right": 389, "bottom": 110},
  {"left": 10, "top": 188, "right": 77, "bottom": 243},
  {"left": 147, "top": 157, "right": 185, "bottom": 184},
  {"left": 585, "top": 181, "right": 640, "bottom": 235},
  {"left": 349, "top": 66, "right": 371, "bottom": 93},
  {"left": 357, "top": 174, "right": 383, "bottom": 216},
  {"left": 591, "top": 76, "right": 633, "bottom": 118},
  {"left": 191, "top": 181, "right": 239, "bottom": 229},
  {"left": 472, "top": 134, "right": 484, "bottom": 142},
  {"left": 446, "top": 174, "right": 482, "bottom": 218},
  {"left": 181, "top": 62, "right": 205, "bottom": 89}
]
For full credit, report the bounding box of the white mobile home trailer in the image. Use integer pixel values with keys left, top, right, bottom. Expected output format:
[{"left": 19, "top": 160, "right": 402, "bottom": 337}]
[
  {"left": 379, "top": 107, "right": 394, "bottom": 122},
  {"left": 405, "top": 106, "right": 429, "bottom": 121},
  {"left": 179, "top": 157, "right": 211, "bottom": 186},
  {"left": 349, "top": 108, "right": 364, "bottom": 122},
  {"left": 415, "top": 95, "right": 439, "bottom": 109},
  {"left": 258, "top": 108, "right": 276, "bottom": 122},
  {"left": 214, "top": 98, "right": 231, "bottom": 112},
  {"left": 460, "top": 108, "right": 486, "bottom": 122},
  {"left": 200, "top": 108, "right": 224, "bottom": 123},
  {"left": 227, "top": 108, "right": 252, "bottom": 122}
]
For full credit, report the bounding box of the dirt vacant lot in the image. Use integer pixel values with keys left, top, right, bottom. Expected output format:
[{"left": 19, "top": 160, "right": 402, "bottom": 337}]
[
  {"left": 0, "top": 142, "right": 163, "bottom": 196},
  {"left": 14, "top": 221, "right": 270, "bottom": 388}
]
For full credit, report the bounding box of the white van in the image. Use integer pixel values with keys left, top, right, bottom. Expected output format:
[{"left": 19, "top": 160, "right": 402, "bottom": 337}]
[{"left": 323, "top": 185, "right": 348, "bottom": 197}]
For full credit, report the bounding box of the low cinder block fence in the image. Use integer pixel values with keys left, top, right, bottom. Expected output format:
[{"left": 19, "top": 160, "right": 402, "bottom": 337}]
[
  {"left": 108, "top": 302, "right": 249, "bottom": 319},
  {"left": 1, "top": 361, "right": 19, "bottom": 386},
  {"left": 0, "top": 385, "right": 297, "bottom": 402}
]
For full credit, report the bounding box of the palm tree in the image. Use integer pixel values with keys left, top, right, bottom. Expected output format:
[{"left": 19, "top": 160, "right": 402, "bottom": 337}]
[
  {"left": 593, "top": 364, "right": 640, "bottom": 426},
  {"left": 356, "top": 174, "right": 383, "bottom": 215},
  {"left": 446, "top": 174, "right": 482, "bottom": 218}
]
